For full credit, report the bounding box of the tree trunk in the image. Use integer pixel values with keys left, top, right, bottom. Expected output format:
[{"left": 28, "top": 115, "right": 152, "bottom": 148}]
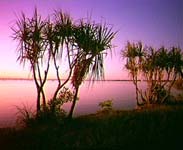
[
  {"left": 68, "top": 87, "right": 79, "bottom": 119},
  {"left": 41, "top": 88, "right": 46, "bottom": 111},
  {"left": 36, "top": 88, "right": 41, "bottom": 115},
  {"left": 135, "top": 83, "right": 140, "bottom": 106},
  {"left": 133, "top": 75, "right": 140, "bottom": 106}
]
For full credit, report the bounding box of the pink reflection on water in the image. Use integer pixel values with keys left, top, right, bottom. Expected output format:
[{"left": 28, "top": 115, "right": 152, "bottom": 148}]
[
  {"left": 0, "top": 80, "right": 136, "bottom": 127},
  {"left": 73, "top": 81, "right": 136, "bottom": 116},
  {"left": 0, "top": 80, "right": 36, "bottom": 127}
]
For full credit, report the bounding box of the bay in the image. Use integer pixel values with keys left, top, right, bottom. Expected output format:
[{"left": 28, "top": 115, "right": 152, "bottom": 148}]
[{"left": 0, "top": 80, "right": 137, "bottom": 127}]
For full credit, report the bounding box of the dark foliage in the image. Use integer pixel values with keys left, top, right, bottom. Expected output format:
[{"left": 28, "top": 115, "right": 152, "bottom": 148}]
[{"left": 1, "top": 106, "right": 183, "bottom": 150}]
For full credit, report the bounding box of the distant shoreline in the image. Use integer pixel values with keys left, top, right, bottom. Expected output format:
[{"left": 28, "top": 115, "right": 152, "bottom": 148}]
[
  {"left": 0, "top": 78, "right": 174, "bottom": 82},
  {"left": 0, "top": 78, "right": 132, "bottom": 81}
]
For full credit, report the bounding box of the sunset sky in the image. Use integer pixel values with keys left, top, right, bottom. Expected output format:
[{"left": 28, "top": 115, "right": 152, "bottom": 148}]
[{"left": 0, "top": 0, "right": 182, "bottom": 79}]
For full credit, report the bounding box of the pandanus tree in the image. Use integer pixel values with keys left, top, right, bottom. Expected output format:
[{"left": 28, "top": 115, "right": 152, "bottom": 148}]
[
  {"left": 45, "top": 11, "right": 75, "bottom": 100},
  {"left": 68, "top": 20, "right": 116, "bottom": 118},
  {"left": 163, "top": 47, "right": 183, "bottom": 102},
  {"left": 122, "top": 41, "right": 145, "bottom": 106},
  {"left": 142, "top": 46, "right": 183, "bottom": 104},
  {"left": 12, "top": 9, "right": 50, "bottom": 113},
  {"left": 13, "top": 9, "right": 76, "bottom": 115},
  {"left": 142, "top": 47, "right": 168, "bottom": 104},
  {"left": 44, "top": 11, "right": 77, "bottom": 113},
  {"left": 13, "top": 8, "right": 116, "bottom": 118},
  {"left": 123, "top": 41, "right": 183, "bottom": 106}
]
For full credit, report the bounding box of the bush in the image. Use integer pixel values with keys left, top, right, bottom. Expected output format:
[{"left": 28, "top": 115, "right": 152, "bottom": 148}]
[
  {"left": 37, "top": 87, "right": 75, "bottom": 124},
  {"left": 98, "top": 99, "right": 113, "bottom": 113},
  {"left": 16, "top": 87, "right": 75, "bottom": 128},
  {"left": 15, "top": 104, "right": 36, "bottom": 128},
  {"left": 174, "top": 78, "right": 183, "bottom": 90}
]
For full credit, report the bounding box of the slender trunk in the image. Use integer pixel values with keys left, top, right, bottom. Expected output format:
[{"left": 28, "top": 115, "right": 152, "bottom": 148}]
[
  {"left": 41, "top": 57, "right": 50, "bottom": 107},
  {"left": 53, "top": 53, "right": 61, "bottom": 100},
  {"left": 53, "top": 70, "right": 72, "bottom": 100},
  {"left": 68, "top": 87, "right": 79, "bottom": 119},
  {"left": 133, "top": 73, "right": 141, "bottom": 106},
  {"left": 135, "top": 80, "right": 140, "bottom": 106},
  {"left": 37, "top": 53, "right": 50, "bottom": 111},
  {"left": 37, "top": 88, "right": 41, "bottom": 114},
  {"left": 161, "top": 74, "right": 177, "bottom": 103},
  {"left": 32, "top": 64, "right": 41, "bottom": 115},
  {"left": 52, "top": 44, "right": 74, "bottom": 100},
  {"left": 149, "top": 80, "right": 153, "bottom": 103},
  {"left": 41, "top": 88, "right": 46, "bottom": 110}
]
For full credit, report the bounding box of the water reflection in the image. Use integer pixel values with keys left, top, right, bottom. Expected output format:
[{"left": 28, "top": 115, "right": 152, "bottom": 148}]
[{"left": 0, "top": 80, "right": 136, "bottom": 127}]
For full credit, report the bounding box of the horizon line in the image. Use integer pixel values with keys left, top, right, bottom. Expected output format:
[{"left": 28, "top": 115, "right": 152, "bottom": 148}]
[{"left": 0, "top": 77, "right": 132, "bottom": 81}]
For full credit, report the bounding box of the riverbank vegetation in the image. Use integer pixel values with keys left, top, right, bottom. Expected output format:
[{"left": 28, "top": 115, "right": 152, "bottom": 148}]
[
  {"left": 1, "top": 105, "right": 183, "bottom": 149},
  {"left": 12, "top": 8, "right": 183, "bottom": 120},
  {"left": 12, "top": 8, "right": 116, "bottom": 118},
  {"left": 122, "top": 42, "right": 183, "bottom": 106}
]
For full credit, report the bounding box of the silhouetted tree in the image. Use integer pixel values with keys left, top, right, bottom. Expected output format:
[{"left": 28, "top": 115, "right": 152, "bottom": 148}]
[
  {"left": 122, "top": 42, "right": 183, "bottom": 106},
  {"left": 68, "top": 20, "right": 116, "bottom": 118},
  {"left": 12, "top": 9, "right": 50, "bottom": 114},
  {"left": 143, "top": 46, "right": 183, "bottom": 104},
  {"left": 122, "top": 41, "right": 145, "bottom": 106},
  {"left": 45, "top": 11, "right": 76, "bottom": 99},
  {"left": 13, "top": 9, "right": 116, "bottom": 118},
  {"left": 44, "top": 11, "right": 78, "bottom": 114},
  {"left": 13, "top": 9, "right": 77, "bottom": 115}
]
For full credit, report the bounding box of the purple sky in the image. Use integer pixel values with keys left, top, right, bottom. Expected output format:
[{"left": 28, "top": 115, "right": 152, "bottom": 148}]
[{"left": 0, "top": 0, "right": 182, "bottom": 79}]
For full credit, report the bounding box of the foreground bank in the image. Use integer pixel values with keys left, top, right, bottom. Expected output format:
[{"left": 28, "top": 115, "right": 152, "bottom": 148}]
[{"left": 0, "top": 105, "right": 183, "bottom": 149}]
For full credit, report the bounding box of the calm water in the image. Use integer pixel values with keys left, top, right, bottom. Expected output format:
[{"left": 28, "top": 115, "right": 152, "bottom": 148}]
[{"left": 0, "top": 80, "right": 137, "bottom": 127}]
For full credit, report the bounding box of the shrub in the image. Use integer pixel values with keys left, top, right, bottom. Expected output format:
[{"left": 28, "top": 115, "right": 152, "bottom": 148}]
[
  {"left": 15, "top": 104, "right": 36, "bottom": 128},
  {"left": 37, "top": 87, "right": 75, "bottom": 123},
  {"left": 174, "top": 78, "right": 183, "bottom": 90},
  {"left": 98, "top": 99, "right": 113, "bottom": 113},
  {"left": 15, "top": 87, "right": 75, "bottom": 127}
]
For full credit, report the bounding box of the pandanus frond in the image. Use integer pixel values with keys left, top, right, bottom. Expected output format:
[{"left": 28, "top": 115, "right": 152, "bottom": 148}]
[
  {"left": 12, "top": 8, "right": 47, "bottom": 69},
  {"left": 72, "top": 19, "right": 116, "bottom": 84},
  {"left": 54, "top": 10, "right": 73, "bottom": 50},
  {"left": 168, "top": 47, "right": 183, "bottom": 74},
  {"left": 73, "top": 20, "right": 97, "bottom": 54},
  {"left": 89, "top": 53, "right": 105, "bottom": 80}
]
